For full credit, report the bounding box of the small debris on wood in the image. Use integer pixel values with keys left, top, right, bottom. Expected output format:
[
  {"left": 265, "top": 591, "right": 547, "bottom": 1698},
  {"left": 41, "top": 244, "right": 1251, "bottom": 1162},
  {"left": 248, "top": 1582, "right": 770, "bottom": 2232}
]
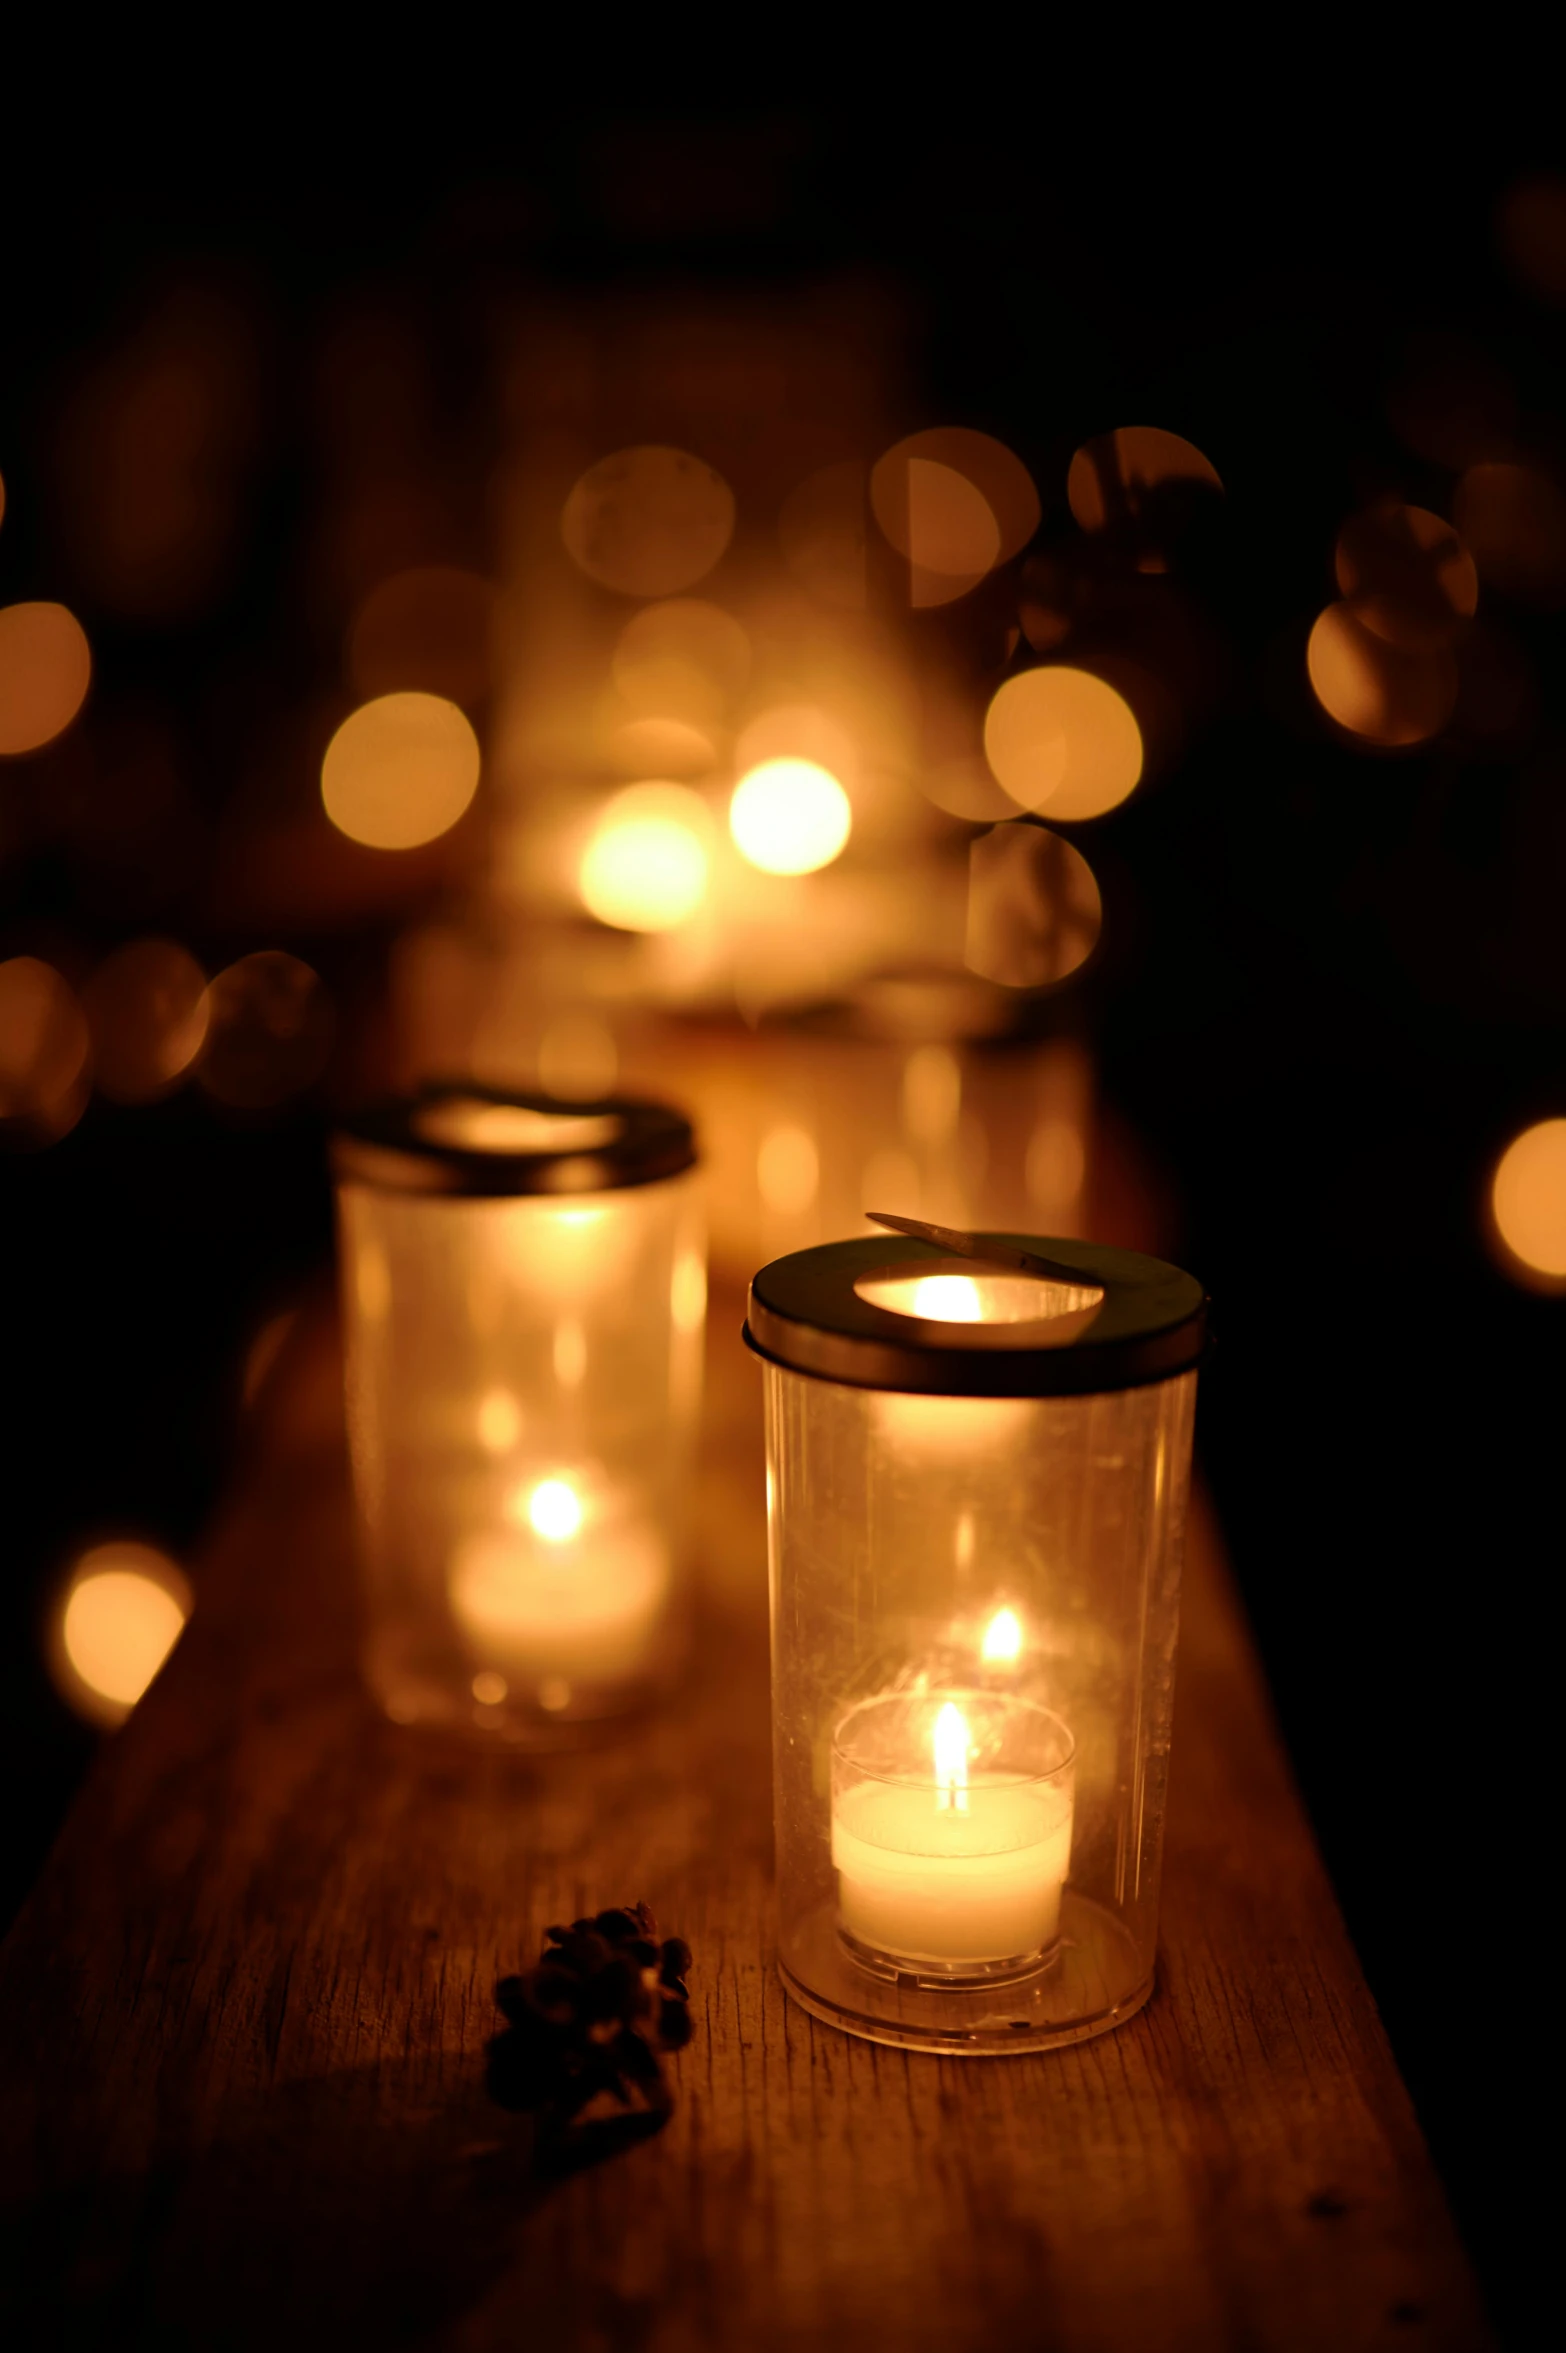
[{"left": 487, "top": 1903, "right": 693, "bottom": 2165}]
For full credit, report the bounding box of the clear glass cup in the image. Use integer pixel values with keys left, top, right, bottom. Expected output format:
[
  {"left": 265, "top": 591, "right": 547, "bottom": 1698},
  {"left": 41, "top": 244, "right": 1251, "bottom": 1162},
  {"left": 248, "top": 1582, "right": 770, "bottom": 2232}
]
[
  {"left": 750, "top": 1230, "right": 1204, "bottom": 2054},
  {"left": 334, "top": 1086, "right": 703, "bottom": 1744}
]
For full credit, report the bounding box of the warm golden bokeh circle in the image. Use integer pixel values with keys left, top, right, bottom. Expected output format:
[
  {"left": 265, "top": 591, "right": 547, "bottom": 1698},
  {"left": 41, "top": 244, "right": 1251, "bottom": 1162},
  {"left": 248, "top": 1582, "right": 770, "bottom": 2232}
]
[
  {"left": 579, "top": 784, "right": 711, "bottom": 931},
  {"left": 1066, "top": 427, "right": 1223, "bottom": 533},
  {"left": 965, "top": 824, "right": 1102, "bottom": 990},
  {"left": 82, "top": 939, "right": 209, "bottom": 1105},
  {"left": 321, "top": 692, "right": 481, "bottom": 850},
  {"left": 0, "top": 601, "right": 92, "bottom": 756},
  {"left": 53, "top": 1543, "right": 191, "bottom": 1727},
  {"left": 613, "top": 598, "right": 750, "bottom": 708},
  {"left": 562, "top": 446, "right": 735, "bottom": 599},
  {"left": 607, "top": 598, "right": 749, "bottom": 773},
  {"left": 1334, "top": 503, "right": 1478, "bottom": 650},
  {"left": 983, "top": 668, "right": 1143, "bottom": 819},
  {"left": 1491, "top": 1119, "right": 1566, "bottom": 1286},
  {"left": 917, "top": 755, "right": 1019, "bottom": 823},
  {"left": 0, "top": 956, "right": 91, "bottom": 1138},
  {"left": 199, "top": 953, "right": 333, "bottom": 1109},
  {"left": 871, "top": 429, "right": 1039, "bottom": 605},
  {"left": 730, "top": 757, "right": 853, "bottom": 875},
  {"left": 1306, "top": 604, "right": 1456, "bottom": 746}
]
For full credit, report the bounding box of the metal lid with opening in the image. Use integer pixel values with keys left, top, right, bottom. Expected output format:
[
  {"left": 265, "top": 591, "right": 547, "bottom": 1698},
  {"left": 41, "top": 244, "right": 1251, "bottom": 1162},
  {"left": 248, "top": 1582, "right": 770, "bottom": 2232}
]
[
  {"left": 745, "top": 1226, "right": 1206, "bottom": 1397},
  {"left": 331, "top": 1084, "right": 697, "bottom": 1199}
]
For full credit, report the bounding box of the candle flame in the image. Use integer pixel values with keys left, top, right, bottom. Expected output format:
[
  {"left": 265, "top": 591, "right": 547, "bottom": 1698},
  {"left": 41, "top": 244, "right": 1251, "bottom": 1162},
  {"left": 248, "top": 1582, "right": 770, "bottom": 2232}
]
[
  {"left": 981, "top": 1607, "right": 1023, "bottom": 1664},
  {"left": 933, "top": 1700, "right": 970, "bottom": 1812},
  {"left": 526, "top": 1478, "right": 583, "bottom": 1543}
]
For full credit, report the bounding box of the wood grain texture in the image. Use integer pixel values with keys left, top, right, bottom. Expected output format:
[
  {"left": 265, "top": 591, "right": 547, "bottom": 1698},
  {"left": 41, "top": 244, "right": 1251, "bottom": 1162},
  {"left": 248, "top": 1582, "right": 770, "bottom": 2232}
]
[{"left": 0, "top": 1291, "right": 1492, "bottom": 2351}]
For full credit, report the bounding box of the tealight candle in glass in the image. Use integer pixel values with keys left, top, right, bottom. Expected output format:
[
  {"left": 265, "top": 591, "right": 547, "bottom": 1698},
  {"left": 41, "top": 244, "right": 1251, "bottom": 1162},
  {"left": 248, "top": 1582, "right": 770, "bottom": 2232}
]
[
  {"left": 749, "top": 1231, "right": 1205, "bottom": 2054},
  {"left": 333, "top": 1087, "right": 703, "bottom": 1742}
]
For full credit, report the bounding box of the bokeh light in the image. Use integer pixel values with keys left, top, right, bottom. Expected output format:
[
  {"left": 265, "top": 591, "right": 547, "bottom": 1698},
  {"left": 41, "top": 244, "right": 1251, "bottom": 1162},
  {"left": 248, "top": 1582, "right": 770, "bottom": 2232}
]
[
  {"left": 983, "top": 667, "right": 1143, "bottom": 819},
  {"left": 612, "top": 598, "right": 750, "bottom": 712},
  {"left": 1334, "top": 503, "right": 1478, "bottom": 650},
  {"left": 966, "top": 824, "right": 1102, "bottom": 990},
  {"left": 1066, "top": 427, "right": 1222, "bottom": 535},
  {"left": 730, "top": 757, "right": 852, "bottom": 875},
  {"left": 198, "top": 952, "right": 333, "bottom": 1109},
  {"left": 896, "top": 461, "right": 998, "bottom": 601},
  {"left": 871, "top": 429, "right": 1039, "bottom": 605},
  {"left": 0, "top": 602, "right": 92, "bottom": 756},
  {"left": 526, "top": 1477, "right": 583, "bottom": 1542},
  {"left": 605, "top": 598, "right": 749, "bottom": 776},
  {"left": 82, "top": 939, "right": 208, "bottom": 1104},
  {"left": 671, "top": 1248, "right": 707, "bottom": 1335},
  {"left": 321, "top": 692, "right": 481, "bottom": 850},
  {"left": 562, "top": 446, "right": 735, "bottom": 598},
  {"left": 1453, "top": 463, "right": 1566, "bottom": 607},
  {"left": 52, "top": 1543, "right": 191, "bottom": 1729},
  {"left": 981, "top": 1607, "right": 1023, "bottom": 1664},
  {"left": 1306, "top": 604, "right": 1456, "bottom": 746},
  {"left": 917, "top": 754, "right": 1019, "bottom": 823},
  {"left": 580, "top": 784, "right": 711, "bottom": 931},
  {"left": 1491, "top": 1120, "right": 1566, "bottom": 1288},
  {"left": 0, "top": 957, "right": 91, "bottom": 1141},
  {"left": 348, "top": 566, "right": 494, "bottom": 708}
]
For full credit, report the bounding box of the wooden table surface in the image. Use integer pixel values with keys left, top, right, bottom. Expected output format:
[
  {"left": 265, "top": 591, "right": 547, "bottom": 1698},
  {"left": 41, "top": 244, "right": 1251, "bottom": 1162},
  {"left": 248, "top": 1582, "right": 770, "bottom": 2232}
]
[{"left": 0, "top": 1291, "right": 1493, "bottom": 2351}]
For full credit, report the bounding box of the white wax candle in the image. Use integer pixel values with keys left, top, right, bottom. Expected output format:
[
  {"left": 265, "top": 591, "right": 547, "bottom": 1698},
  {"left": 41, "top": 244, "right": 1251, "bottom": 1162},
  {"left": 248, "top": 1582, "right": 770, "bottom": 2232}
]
[
  {"left": 448, "top": 1478, "right": 668, "bottom": 1689},
  {"left": 832, "top": 1697, "right": 1073, "bottom": 1965},
  {"left": 833, "top": 1778, "right": 1072, "bottom": 1964}
]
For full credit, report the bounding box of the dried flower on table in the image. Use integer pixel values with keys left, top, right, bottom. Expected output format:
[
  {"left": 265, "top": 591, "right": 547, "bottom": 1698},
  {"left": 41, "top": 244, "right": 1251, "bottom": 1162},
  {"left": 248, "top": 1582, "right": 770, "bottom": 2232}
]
[{"left": 487, "top": 1902, "right": 693, "bottom": 2161}]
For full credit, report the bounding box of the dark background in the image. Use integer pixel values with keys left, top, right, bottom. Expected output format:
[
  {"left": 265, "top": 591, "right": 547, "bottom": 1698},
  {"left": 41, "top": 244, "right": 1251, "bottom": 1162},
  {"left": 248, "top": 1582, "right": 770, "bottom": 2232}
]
[{"left": 3, "top": 111, "right": 1558, "bottom": 2339}]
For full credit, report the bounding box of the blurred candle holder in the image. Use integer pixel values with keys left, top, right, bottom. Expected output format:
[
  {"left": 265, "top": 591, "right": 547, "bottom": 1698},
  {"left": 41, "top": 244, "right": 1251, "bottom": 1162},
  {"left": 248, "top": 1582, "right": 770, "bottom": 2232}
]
[
  {"left": 333, "top": 1085, "right": 703, "bottom": 1743},
  {"left": 748, "top": 1229, "right": 1205, "bottom": 2054}
]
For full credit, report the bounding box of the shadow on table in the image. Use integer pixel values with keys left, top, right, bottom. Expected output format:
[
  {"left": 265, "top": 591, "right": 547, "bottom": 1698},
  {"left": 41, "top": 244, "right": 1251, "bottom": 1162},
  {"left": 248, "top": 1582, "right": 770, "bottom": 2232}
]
[{"left": 1, "top": 2053, "right": 665, "bottom": 2348}]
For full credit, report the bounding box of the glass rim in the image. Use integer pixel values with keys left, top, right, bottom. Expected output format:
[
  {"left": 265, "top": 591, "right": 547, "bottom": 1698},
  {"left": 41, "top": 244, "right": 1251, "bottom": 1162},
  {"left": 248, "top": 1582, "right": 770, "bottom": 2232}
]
[
  {"left": 747, "top": 1232, "right": 1206, "bottom": 1397},
  {"left": 330, "top": 1081, "right": 697, "bottom": 1199}
]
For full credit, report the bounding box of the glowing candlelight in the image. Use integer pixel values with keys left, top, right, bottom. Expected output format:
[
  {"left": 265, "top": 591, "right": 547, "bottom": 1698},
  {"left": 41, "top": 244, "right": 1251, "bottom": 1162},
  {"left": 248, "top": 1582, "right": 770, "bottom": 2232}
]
[
  {"left": 830, "top": 1689, "right": 1074, "bottom": 1970},
  {"left": 981, "top": 1607, "right": 1023, "bottom": 1664},
  {"left": 448, "top": 1470, "right": 670, "bottom": 1700}
]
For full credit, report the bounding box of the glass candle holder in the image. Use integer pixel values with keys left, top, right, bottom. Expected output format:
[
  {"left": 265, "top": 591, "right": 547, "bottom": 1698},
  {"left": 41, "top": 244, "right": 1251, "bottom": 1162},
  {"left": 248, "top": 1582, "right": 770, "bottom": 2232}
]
[
  {"left": 333, "top": 1086, "right": 703, "bottom": 1744},
  {"left": 748, "top": 1231, "right": 1205, "bottom": 2054}
]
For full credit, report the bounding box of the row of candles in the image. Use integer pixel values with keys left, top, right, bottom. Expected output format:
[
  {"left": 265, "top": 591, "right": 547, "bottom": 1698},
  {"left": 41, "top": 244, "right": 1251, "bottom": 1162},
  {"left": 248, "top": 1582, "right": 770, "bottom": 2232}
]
[{"left": 335, "top": 1085, "right": 1203, "bottom": 2053}]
